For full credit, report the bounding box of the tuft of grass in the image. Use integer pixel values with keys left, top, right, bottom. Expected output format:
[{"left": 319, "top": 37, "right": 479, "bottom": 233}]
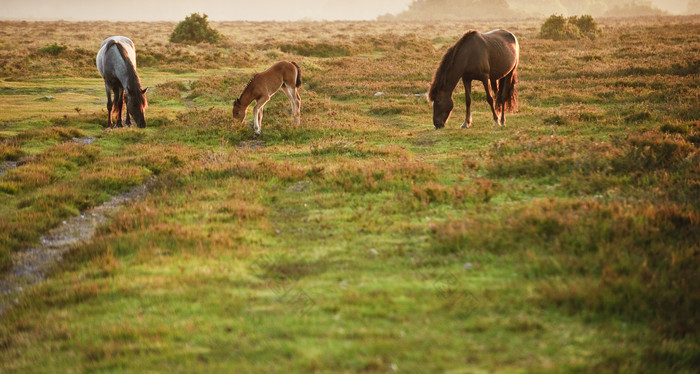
[
  {"left": 37, "top": 43, "right": 68, "bottom": 56},
  {"left": 615, "top": 131, "right": 695, "bottom": 171},
  {"left": 0, "top": 143, "right": 25, "bottom": 161}
]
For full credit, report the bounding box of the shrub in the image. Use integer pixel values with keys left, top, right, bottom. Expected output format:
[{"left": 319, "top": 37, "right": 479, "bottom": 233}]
[
  {"left": 540, "top": 14, "right": 599, "bottom": 40},
  {"left": 38, "top": 43, "right": 68, "bottom": 56},
  {"left": 169, "top": 13, "right": 223, "bottom": 44},
  {"left": 574, "top": 15, "right": 599, "bottom": 39}
]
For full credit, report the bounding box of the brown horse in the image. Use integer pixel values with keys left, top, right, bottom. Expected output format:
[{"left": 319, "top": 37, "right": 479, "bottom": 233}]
[
  {"left": 232, "top": 61, "right": 302, "bottom": 136},
  {"left": 429, "top": 29, "right": 519, "bottom": 129}
]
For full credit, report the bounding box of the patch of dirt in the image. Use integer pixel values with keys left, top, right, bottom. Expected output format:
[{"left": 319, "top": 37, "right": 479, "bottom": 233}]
[
  {"left": 0, "top": 161, "right": 19, "bottom": 176},
  {"left": 238, "top": 140, "right": 266, "bottom": 149},
  {"left": 286, "top": 180, "right": 312, "bottom": 192},
  {"left": 0, "top": 182, "right": 150, "bottom": 315},
  {"left": 71, "top": 136, "right": 96, "bottom": 145},
  {"left": 0, "top": 156, "right": 35, "bottom": 176}
]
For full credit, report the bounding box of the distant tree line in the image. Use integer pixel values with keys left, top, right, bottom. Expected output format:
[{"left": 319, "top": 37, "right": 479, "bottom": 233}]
[{"left": 379, "top": 0, "right": 673, "bottom": 20}]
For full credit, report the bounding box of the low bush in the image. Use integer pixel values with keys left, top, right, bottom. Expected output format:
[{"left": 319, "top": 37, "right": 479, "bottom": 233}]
[
  {"left": 540, "top": 14, "right": 599, "bottom": 40},
  {"left": 169, "top": 13, "right": 223, "bottom": 44}
]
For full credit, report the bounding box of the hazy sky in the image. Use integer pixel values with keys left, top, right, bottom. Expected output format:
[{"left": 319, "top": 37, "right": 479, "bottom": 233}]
[
  {"left": 0, "top": 0, "right": 690, "bottom": 21},
  {"left": 1, "top": 0, "right": 414, "bottom": 21}
]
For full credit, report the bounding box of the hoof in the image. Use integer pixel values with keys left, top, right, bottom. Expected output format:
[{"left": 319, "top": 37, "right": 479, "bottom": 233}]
[{"left": 460, "top": 122, "right": 471, "bottom": 129}]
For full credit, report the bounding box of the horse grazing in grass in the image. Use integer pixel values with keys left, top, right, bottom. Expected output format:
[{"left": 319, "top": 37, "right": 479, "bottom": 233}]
[
  {"left": 429, "top": 29, "right": 519, "bottom": 129},
  {"left": 96, "top": 36, "right": 148, "bottom": 128},
  {"left": 232, "top": 61, "right": 302, "bottom": 136}
]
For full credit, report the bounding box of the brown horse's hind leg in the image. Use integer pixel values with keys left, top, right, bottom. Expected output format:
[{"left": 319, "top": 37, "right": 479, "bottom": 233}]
[
  {"left": 481, "top": 78, "right": 500, "bottom": 126},
  {"left": 461, "top": 78, "right": 472, "bottom": 128},
  {"left": 497, "top": 77, "right": 507, "bottom": 126},
  {"left": 491, "top": 78, "right": 501, "bottom": 123}
]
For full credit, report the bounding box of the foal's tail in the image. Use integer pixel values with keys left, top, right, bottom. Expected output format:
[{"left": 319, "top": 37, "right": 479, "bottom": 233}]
[
  {"left": 497, "top": 66, "right": 519, "bottom": 113},
  {"left": 291, "top": 61, "right": 302, "bottom": 88}
]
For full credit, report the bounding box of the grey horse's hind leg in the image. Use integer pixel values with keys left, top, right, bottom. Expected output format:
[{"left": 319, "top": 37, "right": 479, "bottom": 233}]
[{"left": 105, "top": 83, "right": 114, "bottom": 128}]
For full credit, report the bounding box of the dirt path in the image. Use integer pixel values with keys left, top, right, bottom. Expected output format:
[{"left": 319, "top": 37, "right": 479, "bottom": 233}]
[{"left": 0, "top": 182, "right": 149, "bottom": 316}]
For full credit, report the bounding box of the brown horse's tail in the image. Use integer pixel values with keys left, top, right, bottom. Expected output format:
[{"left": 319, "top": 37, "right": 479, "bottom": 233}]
[
  {"left": 291, "top": 61, "right": 302, "bottom": 88},
  {"left": 497, "top": 66, "right": 519, "bottom": 113}
]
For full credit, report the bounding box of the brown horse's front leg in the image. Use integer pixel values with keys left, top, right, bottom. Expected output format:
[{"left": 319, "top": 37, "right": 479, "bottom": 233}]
[
  {"left": 461, "top": 78, "right": 472, "bottom": 128},
  {"left": 481, "top": 78, "right": 500, "bottom": 126}
]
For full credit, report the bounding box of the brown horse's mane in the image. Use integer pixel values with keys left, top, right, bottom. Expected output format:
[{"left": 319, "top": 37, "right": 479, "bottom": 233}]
[
  {"left": 109, "top": 41, "right": 147, "bottom": 109},
  {"left": 429, "top": 30, "right": 478, "bottom": 101}
]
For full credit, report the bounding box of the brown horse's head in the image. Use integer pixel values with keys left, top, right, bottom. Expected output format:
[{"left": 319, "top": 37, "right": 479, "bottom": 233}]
[
  {"left": 430, "top": 89, "right": 453, "bottom": 129},
  {"left": 232, "top": 98, "right": 246, "bottom": 124},
  {"left": 127, "top": 87, "right": 148, "bottom": 128}
]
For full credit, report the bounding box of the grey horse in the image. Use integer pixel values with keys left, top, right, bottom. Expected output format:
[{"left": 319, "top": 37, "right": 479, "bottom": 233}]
[{"left": 96, "top": 36, "right": 148, "bottom": 128}]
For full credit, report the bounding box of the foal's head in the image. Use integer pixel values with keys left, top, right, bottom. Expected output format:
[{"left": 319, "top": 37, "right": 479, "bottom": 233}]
[{"left": 232, "top": 98, "right": 246, "bottom": 124}]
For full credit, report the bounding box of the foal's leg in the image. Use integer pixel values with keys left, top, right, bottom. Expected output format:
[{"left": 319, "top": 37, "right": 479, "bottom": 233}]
[
  {"left": 282, "top": 85, "right": 298, "bottom": 122},
  {"left": 481, "top": 77, "right": 500, "bottom": 126},
  {"left": 294, "top": 88, "right": 301, "bottom": 123},
  {"left": 253, "top": 96, "right": 270, "bottom": 136},
  {"left": 461, "top": 78, "right": 472, "bottom": 128}
]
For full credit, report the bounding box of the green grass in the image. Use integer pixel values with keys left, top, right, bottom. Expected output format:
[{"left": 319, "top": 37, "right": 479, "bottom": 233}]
[{"left": 1, "top": 17, "right": 699, "bottom": 373}]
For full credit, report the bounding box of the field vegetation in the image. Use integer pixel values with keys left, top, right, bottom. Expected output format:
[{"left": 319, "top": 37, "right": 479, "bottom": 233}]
[{"left": 0, "top": 16, "right": 699, "bottom": 372}]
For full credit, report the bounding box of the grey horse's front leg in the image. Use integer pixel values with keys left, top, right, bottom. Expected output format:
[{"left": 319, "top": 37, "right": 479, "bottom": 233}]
[{"left": 124, "top": 93, "right": 131, "bottom": 127}]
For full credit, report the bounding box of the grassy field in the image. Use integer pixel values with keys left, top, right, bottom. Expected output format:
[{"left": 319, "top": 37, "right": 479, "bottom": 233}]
[{"left": 1, "top": 16, "right": 699, "bottom": 372}]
